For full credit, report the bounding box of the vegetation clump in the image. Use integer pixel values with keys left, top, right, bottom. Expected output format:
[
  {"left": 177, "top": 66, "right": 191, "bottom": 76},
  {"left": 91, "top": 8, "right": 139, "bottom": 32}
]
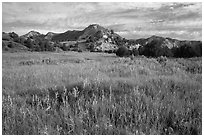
[
  {"left": 116, "top": 46, "right": 130, "bottom": 57},
  {"left": 157, "top": 56, "right": 167, "bottom": 64}
]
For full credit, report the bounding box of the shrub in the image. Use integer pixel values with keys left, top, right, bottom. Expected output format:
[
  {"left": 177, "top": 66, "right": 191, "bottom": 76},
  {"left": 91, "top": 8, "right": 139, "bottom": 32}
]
[
  {"left": 116, "top": 46, "right": 130, "bottom": 57},
  {"left": 71, "top": 48, "right": 79, "bottom": 52},
  {"left": 4, "top": 47, "right": 9, "bottom": 51},
  {"left": 157, "top": 56, "right": 167, "bottom": 64},
  {"left": 132, "top": 48, "right": 139, "bottom": 56},
  {"left": 24, "top": 38, "right": 34, "bottom": 49},
  {"left": 45, "top": 41, "right": 55, "bottom": 51},
  {"left": 61, "top": 43, "right": 70, "bottom": 51},
  {"left": 78, "top": 49, "right": 82, "bottom": 52},
  {"left": 34, "top": 45, "right": 41, "bottom": 52},
  {"left": 7, "top": 42, "right": 14, "bottom": 48},
  {"left": 107, "top": 50, "right": 113, "bottom": 54},
  {"left": 2, "top": 41, "right": 6, "bottom": 47},
  {"left": 110, "top": 29, "right": 114, "bottom": 34},
  {"left": 9, "top": 32, "right": 19, "bottom": 39}
]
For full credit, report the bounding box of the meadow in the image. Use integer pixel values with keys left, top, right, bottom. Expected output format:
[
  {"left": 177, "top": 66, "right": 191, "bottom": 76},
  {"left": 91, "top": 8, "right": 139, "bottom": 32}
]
[{"left": 2, "top": 51, "right": 202, "bottom": 135}]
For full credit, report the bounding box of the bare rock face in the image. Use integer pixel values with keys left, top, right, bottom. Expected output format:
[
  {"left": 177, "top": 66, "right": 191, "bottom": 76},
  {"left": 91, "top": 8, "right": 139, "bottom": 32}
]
[{"left": 93, "top": 41, "right": 117, "bottom": 52}]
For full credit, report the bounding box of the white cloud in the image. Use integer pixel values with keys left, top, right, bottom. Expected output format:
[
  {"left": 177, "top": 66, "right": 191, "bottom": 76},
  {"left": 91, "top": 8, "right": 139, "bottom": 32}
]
[{"left": 2, "top": 2, "right": 202, "bottom": 40}]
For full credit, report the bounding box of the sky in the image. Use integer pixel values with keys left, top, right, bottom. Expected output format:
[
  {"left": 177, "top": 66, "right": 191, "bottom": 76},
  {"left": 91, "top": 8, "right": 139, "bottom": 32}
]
[{"left": 2, "top": 2, "right": 202, "bottom": 40}]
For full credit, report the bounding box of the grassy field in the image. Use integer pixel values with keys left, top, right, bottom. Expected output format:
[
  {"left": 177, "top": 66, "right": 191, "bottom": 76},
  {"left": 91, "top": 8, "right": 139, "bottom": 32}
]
[{"left": 2, "top": 51, "right": 202, "bottom": 135}]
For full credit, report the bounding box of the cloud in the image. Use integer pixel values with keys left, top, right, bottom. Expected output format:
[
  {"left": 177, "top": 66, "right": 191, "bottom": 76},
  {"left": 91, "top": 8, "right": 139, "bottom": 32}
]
[
  {"left": 2, "top": 2, "right": 202, "bottom": 40},
  {"left": 118, "top": 29, "right": 201, "bottom": 41}
]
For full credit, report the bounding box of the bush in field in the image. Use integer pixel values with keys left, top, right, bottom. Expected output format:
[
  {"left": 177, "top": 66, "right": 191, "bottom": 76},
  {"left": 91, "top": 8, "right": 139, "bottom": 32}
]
[
  {"left": 61, "top": 43, "right": 70, "bottom": 51},
  {"left": 105, "top": 50, "right": 115, "bottom": 54},
  {"left": 78, "top": 49, "right": 82, "bottom": 52},
  {"left": 157, "top": 56, "right": 167, "bottom": 64},
  {"left": 116, "top": 46, "right": 130, "bottom": 57},
  {"left": 107, "top": 50, "right": 114, "bottom": 54}
]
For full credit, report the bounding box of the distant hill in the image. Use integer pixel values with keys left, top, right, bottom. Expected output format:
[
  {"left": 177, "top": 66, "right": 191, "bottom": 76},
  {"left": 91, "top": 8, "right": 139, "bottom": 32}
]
[
  {"left": 2, "top": 32, "right": 13, "bottom": 41},
  {"left": 51, "top": 24, "right": 122, "bottom": 43},
  {"left": 2, "top": 24, "right": 202, "bottom": 58},
  {"left": 52, "top": 30, "right": 83, "bottom": 42},
  {"left": 21, "top": 30, "right": 42, "bottom": 39},
  {"left": 44, "top": 32, "right": 58, "bottom": 40},
  {"left": 127, "top": 35, "right": 202, "bottom": 57},
  {"left": 51, "top": 24, "right": 123, "bottom": 52},
  {"left": 2, "top": 40, "right": 29, "bottom": 52}
]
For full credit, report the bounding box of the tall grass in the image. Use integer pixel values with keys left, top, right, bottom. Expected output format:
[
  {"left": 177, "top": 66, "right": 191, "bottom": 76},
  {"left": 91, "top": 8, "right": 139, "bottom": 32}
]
[{"left": 2, "top": 52, "right": 202, "bottom": 135}]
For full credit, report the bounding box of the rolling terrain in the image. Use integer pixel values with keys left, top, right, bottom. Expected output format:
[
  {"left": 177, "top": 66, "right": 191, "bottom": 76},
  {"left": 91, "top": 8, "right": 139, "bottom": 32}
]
[
  {"left": 2, "top": 51, "right": 202, "bottom": 135},
  {"left": 2, "top": 23, "right": 202, "bottom": 135},
  {"left": 2, "top": 24, "right": 202, "bottom": 58}
]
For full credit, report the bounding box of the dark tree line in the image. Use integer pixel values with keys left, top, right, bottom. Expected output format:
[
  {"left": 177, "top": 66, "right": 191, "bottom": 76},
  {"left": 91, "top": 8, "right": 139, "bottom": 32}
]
[
  {"left": 138, "top": 40, "right": 173, "bottom": 57},
  {"left": 115, "top": 36, "right": 202, "bottom": 58},
  {"left": 116, "top": 41, "right": 202, "bottom": 58},
  {"left": 171, "top": 42, "right": 202, "bottom": 58}
]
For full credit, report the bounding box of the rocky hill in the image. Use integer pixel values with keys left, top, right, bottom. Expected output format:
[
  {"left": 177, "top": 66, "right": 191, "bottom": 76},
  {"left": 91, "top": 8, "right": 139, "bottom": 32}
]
[
  {"left": 126, "top": 35, "right": 202, "bottom": 57},
  {"left": 21, "top": 30, "right": 42, "bottom": 39},
  {"left": 52, "top": 24, "right": 122, "bottom": 43},
  {"left": 50, "top": 24, "right": 123, "bottom": 52},
  {"left": 2, "top": 24, "right": 202, "bottom": 58},
  {"left": 2, "top": 32, "right": 13, "bottom": 41},
  {"left": 52, "top": 30, "right": 84, "bottom": 42}
]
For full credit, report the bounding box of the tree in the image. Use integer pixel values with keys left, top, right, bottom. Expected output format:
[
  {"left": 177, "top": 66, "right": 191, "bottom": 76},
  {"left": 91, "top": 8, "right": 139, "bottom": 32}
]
[
  {"left": 24, "top": 38, "right": 33, "bottom": 49},
  {"left": 61, "top": 43, "right": 69, "bottom": 51},
  {"left": 132, "top": 48, "right": 139, "bottom": 56},
  {"left": 34, "top": 45, "right": 41, "bottom": 52},
  {"left": 39, "top": 40, "right": 45, "bottom": 51},
  {"left": 19, "top": 37, "right": 26, "bottom": 45},
  {"left": 45, "top": 41, "right": 54, "bottom": 51},
  {"left": 116, "top": 46, "right": 130, "bottom": 57},
  {"left": 9, "top": 32, "right": 18, "bottom": 39},
  {"left": 110, "top": 29, "right": 114, "bottom": 34},
  {"left": 9, "top": 32, "right": 20, "bottom": 43}
]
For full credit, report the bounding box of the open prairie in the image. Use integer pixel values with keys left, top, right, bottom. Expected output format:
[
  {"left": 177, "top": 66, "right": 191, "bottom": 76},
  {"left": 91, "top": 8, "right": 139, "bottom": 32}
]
[{"left": 2, "top": 51, "right": 202, "bottom": 135}]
